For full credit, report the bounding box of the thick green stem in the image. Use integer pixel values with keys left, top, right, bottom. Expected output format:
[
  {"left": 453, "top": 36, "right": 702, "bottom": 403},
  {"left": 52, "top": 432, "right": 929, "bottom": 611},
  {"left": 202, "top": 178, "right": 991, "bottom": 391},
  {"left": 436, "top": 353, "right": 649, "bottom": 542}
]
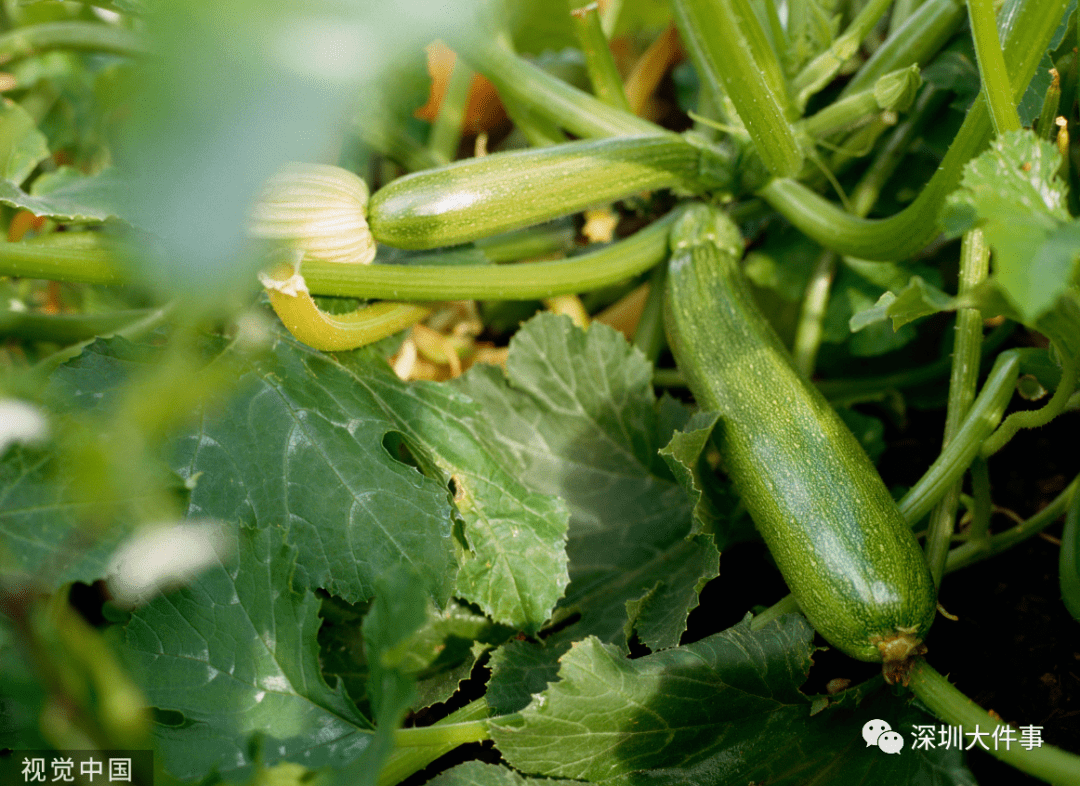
[
  {"left": 898, "top": 349, "right": 1020, "bottom": 525},
  {"left": 890, "top": 0, "right": 929, "bottom": 30},
  {"left": 427, "top": 57, "right": 473, "bottom": 165},
  {"left": 376, "top": 698, "right": 490, "bottom": 786},
  {"left": 966, "top": 0, "right": 1022, "bottom": 134},
  {"left": 0, "top": 21, "right": 145, "bottom": 62},
  {"left": 761, "top": 0, "right": 1067, "bottom": 260},
  {"left": 798, "top": 89, "right": 882, "bottom": 139},
  {"left": 924, "top": 229, "right": 989, "bottom": 586},
  {"left": 476, "top": 223, "right": 577, "bottom": 263},
  {"left": 749, "top": 594, "right": 800, "bottom": 630},
  {"left": 792, "top": 0, "right": 894, "bottom": 109},
  {"left": 0, "top": 212, "right": 675, "bottom": 301},
  {"left": 793, "top": 89, "right": 945, "bottom": 380},
  {"left": 394, "top": 719, "right": 490, "bottom": 747},
  {"left": 670, "top": 0, "right": 802, "bottom": 177},
  {"left": 910, "top": 660, "right": 1080, "bottom": 785},
  {"left": 0, "top": 234, "right": 123, "bottom": 285},
  {"left": 572, "top": 2, "right": 632, "bottom": 112},
  {"left": 307, "top": 208, "right": 680, "bottom": 300},
  {"left": 461, "top": 42, "right": 661, "bottom": 139}
]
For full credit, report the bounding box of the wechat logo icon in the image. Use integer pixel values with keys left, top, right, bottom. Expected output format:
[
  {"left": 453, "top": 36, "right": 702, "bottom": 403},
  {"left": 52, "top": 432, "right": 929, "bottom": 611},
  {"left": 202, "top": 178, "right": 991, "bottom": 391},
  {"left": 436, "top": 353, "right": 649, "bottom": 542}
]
[{"left": 862, "top": 719, "right": 905, "bottom": 754}]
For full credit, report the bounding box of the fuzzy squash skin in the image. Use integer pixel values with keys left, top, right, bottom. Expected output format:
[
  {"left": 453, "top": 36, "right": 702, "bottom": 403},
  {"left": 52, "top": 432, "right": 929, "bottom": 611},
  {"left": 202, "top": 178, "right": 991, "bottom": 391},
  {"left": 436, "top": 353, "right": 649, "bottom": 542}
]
[
  {"left": 663, "top": 203, "right": 936, "bottom": 662},
  {"left": 368, "top": 135, "right": 700, "bottom": 250}
]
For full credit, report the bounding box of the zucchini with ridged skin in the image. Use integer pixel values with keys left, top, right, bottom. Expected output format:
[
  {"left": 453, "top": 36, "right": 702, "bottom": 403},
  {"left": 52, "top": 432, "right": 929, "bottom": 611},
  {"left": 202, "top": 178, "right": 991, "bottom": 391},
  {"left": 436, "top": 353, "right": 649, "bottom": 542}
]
[
  {"left": 368, "top": 135, "right": 702, "bottom": 250},
  {"left": 663, "top": 203, "right": 936, "bottom": 664}
]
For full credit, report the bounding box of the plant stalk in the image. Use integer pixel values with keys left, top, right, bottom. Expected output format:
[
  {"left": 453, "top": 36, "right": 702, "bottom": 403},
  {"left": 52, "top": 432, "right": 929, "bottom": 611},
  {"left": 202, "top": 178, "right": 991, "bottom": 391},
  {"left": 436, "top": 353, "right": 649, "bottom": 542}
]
[
  {"left": 427, "top": 55, "right": 473, "bottom": 165},
  {"left": 909, "top": 659, "right": 1080, "bottom": 785},
  {"left": 966, "top": 0, "right": 1022, "bottom": 134},
  {"left": 670, "top": 0, "right": 802, "bottom": 177},
  {"left": 305, "top": 208, "right": 681, "bottom": 300},
  {"left": 460, "top": 41, "right": 661, "bottom": 139},
  {"left": 572, "top": 2, "right": 632, "bottom": 112},
  {"left": 376, "top": 698, "right": 490, "bottom": 786},
  {"left": 924, "top": 229, "right": 989, "bottom": 586},
  {"left": 898, "top": 349, "right": 1020, "bottom": 525}
]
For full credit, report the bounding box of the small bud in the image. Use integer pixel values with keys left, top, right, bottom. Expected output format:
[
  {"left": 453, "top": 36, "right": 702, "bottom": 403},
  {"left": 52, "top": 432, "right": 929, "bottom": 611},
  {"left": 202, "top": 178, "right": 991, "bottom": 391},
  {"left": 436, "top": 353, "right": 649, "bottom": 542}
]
[
  {"left": 250, "top": 163, "right": 376, "bottom": 265},
  {"left": 873, "top": 65, "right": 922, "bottom": 114}
]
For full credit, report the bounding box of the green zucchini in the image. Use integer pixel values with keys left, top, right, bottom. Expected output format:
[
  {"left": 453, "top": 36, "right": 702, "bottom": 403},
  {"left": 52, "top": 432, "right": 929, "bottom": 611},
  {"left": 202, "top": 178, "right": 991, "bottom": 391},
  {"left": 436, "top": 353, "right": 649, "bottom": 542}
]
[
  {"left": 663, "top": 203, "right": 936, "bottom": 664},
  {"left": 368, "top": 135, "right": 700, "bottom": 250}
]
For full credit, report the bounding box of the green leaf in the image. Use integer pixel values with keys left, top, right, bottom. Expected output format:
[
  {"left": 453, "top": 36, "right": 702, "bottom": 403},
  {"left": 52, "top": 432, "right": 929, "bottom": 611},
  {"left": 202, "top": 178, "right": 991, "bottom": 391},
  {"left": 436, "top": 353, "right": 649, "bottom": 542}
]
[
  {"left": 849, "top": 276, "right": 956, "bottom": 333},
  {"left": 658, "top": 410, "right": 755, "bottom": 546},
  {"left": 0, "top": 167, "right": 124, "bottom": 222},
  {"left": 121, "top": 522, "right": 374, "bottom": 782},
  {"left": 170, "top": 337, "right": 460, "bottom": 608},
  {"left": 946, "top": 129, "right": 1076, "bottom": 322},
  {"left": 621, "top": 536, "right": 719, "bottom": 650},
  {"left": 0, "top": 445, "right": 131, "bottom": 587},
  {"left": 455, "top": 314, "right": 716, "bottom": 651},
  {"left": 486, "top": 639, "right": 565, "bottom": 715},
  {"left": 356, "top": 566, "right": 429, "bottom": 786},
  {"left": 658, "top": 411, "right": 723, "bottom": 535},
  {"left": 0, "top": 98, "right": 50, "bottom": 185},
  {"left": 823, "top": 261, "right": 921, "bottom": 356},
  {"left": 597, "top": 685, "right": 976, "bottom": 785},
  {"left": 1017, "top": 1, "right": 1075, "bottom": 124},
  {"left": 174, "top": 329, "right": 568, "bottom": 632},
  {"left": 489, "top": 615, "right": 815, "bottom": 780},
  {"left": 427, "top": 761, "right": 580, "bottom": 786},
  {"left": 491, "top": 616, "right": 975, "bottom": 784},
  {"left": 1018, "top": 53, "right": 1056, "bottom": 126},
  {"left": 844, "top": 287, "right": 918, "bottom": 356}
]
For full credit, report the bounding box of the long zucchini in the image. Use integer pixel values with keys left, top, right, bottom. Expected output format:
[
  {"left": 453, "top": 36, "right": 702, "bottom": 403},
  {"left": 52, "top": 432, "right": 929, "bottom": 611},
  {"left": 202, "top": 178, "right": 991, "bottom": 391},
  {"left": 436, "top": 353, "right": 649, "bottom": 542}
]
[
  {"left": 368, "top": 135, "right": 701, "bottom": 250},
  {"left": 663, "top": 203, "right": 936, "bottom": 664}
]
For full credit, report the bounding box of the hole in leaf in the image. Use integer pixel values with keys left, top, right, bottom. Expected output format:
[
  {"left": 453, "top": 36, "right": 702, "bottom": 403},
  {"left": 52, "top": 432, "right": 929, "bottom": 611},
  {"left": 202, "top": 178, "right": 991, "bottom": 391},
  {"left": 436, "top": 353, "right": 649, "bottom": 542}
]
[
  {"left": 151, "top": 708, "right": 187, "bottom": 727},
  {"left": 381, "top": 430, "right": 421, "bottom": 471}
]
